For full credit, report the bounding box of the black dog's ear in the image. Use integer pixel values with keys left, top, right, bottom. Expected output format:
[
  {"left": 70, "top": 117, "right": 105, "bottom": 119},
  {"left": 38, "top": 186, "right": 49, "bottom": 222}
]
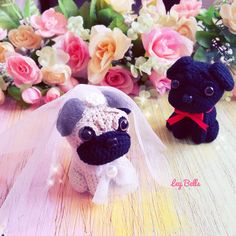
[
  {"left": 101, "top": 90, "right": 132, "bottom": 114},
  {"left": 57, "top": 98, "right": 85, "bottom": 136},
  {"left": 209, "top": 62, "right": 234, "bottom": 91},
  {"left": 167, "top": 56, "right": 193, "bottom": 80}
]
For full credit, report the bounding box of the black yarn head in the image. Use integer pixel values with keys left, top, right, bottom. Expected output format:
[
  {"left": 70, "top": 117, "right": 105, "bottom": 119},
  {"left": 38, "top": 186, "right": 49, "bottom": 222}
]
[
  {"left": 167, "top": 56, "right": 234, "bottom": 113},
  {"left": 77, "top": 131, "right": 131, "bottom": 165}
]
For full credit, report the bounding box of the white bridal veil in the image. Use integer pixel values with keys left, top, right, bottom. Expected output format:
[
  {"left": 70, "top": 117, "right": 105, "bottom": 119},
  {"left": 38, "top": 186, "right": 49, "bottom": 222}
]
[{"left": 0, "top": 85, "right": 171, "bottom": 234}]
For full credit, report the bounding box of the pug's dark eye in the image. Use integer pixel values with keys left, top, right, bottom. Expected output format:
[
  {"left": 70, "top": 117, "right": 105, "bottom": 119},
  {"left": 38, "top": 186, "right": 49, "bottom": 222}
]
[
  {"left": 118, "top": 117, "right": 129, "bottom": 132},
  {"left": 204, "top": 86, "right": 214, "bottom": 96},
  {"left": 171, "top": 80, "right": 180, "bottom": 89},
  {"left": 79, "top": 127, "right": 95, "bottom": 141}
]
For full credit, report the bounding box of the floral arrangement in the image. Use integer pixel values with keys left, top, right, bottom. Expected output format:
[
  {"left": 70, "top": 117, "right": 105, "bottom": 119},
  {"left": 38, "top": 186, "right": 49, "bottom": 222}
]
[{"left": 0, "top": 0, "right": 235, "bottom": 107}]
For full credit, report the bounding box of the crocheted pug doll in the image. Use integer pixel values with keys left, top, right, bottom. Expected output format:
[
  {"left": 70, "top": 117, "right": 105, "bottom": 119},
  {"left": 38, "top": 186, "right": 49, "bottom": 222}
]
[
  {"left": 56, "top": 91, "right": 138, "bottom": 203},
  {"left": 166, "top": 56, "right": 234, "bottom": 144}
]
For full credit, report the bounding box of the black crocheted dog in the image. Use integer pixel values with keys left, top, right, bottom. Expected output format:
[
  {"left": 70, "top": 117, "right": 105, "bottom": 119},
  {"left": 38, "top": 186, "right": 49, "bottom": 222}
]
[{"left": 166, "top": 56, "right": 234, "bottom": 144}]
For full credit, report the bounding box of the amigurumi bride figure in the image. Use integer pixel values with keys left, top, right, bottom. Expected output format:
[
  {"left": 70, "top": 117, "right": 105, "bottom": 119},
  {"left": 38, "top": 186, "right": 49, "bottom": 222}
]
[
  {"left": 56, "top": 91, "right": 138, "bottom": 203},
  {"left": 166, "top": 56, "right": 234, "bottom": 144},
  {"left": 0, "top": 85, "right": 171, "bottom": 231}
]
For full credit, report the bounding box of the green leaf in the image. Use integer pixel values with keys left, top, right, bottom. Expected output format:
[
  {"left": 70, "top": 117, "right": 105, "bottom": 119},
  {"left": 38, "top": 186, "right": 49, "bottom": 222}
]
[
  {"left": 23, "top": 0, "right": 40, "bottom": 18},
  {"left": 109, "top": 17, "right": 128, "bottom": 33},
  {"left": 90, "top": 0, "right": 97, "bottom": 25},
  {"left": 58, "top": 0, "right": 80, "bottom": 18},
  {"left": 0, "top": 9, "right": 18, "bottom": 29},
  {"left": 7, "top": 86, "right": 22, "bottom": 101},
  {"left": 196, "top": 31, "right": 217, "bottom": 48},
  {"left": 221, "top": 28, "right": 236, "bottom": 46},
  {"left": 0, "top": 0, "right": 22, "bottom": 29},
  {"left": 193, "top": 47, "right": 208, "bottom": 62},
  {"left": 97, "top": 7, "right": 120, "bottom": 26},
  {"left": 78, "top": 2, "right": 90, "bottom": 28},
  {"left": 96, "top": 0, "right": 109, "bottom": 10},
  {"left": 54, "top": 5, "right": 63, "bottom": 14},
  {"left": 196, "top": 6, "right": 216, "bottom": 26}
]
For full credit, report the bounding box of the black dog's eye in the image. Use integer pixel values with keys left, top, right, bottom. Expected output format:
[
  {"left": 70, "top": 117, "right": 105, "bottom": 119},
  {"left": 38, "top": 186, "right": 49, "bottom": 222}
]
[
  {"left": 204, "top": 86, "right": 214, "bottom": 96},
  {"left": 118, "top": 117, "right": 129, "bottom": 132},
  {"left": 171, "top": 80, "right": 180, "bottom": 89},
  {"left": 79, "top": 127, "right": 95, "bottom": 141}
]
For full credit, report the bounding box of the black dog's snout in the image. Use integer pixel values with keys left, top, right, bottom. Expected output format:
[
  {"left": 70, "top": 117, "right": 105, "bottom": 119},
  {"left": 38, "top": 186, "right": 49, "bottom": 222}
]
[
  {"left": 182, "top": 94, "right": 193, "bottom": 104},
  {"left": 106, "top": 137, "right": 118, "bottom": 147}
]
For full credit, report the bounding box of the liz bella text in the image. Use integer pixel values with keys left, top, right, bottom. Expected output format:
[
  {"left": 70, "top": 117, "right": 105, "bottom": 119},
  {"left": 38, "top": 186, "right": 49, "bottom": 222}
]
[{"left": 170, "top": 179, "right": 201, "bottom": 190}]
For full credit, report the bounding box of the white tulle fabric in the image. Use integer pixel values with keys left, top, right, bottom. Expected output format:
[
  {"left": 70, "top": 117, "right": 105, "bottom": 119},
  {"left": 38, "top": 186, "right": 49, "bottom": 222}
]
[{"left": 0, "top": 85, "right": 171, "bottom": 233}]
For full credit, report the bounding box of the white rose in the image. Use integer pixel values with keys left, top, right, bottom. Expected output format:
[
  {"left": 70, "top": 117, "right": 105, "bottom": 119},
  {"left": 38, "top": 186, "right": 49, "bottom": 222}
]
[
  {"left": 36, "top": 46, "right": 69, "bottom": 67},
  {"left": 105, "top": 0, "right": 134, "bottom": 14}
]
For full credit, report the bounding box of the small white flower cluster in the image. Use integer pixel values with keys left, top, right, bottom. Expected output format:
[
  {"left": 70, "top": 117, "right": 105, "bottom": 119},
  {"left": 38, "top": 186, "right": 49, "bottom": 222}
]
[
  {"left": 130, "top": 57, "right": 170, "bottom": 78},
  {"left": 67, "top": 16, "right": 90, "bottom": 41},
  {"left": 127, "top": 10, "right": 156, "bottom": 40}
]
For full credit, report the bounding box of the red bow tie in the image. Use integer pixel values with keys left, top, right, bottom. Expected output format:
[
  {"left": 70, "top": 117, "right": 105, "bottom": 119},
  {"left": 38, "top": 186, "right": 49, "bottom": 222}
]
[{"left": 167, "top": 109, "right": 209, "bottom": 131}]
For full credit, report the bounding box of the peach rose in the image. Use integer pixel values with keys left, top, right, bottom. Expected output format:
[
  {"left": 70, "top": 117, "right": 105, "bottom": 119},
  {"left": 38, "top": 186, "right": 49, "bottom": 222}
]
[
  {"left": 171, "top": 0, "right": 202, "bottom": 18},
  {"left": 142, "top": 28, "right": 193, "bottom": 64},
  {"left": 88, "top": 25, "right": 131, "bottom": 84},
  {"left": 0, "top": 42, "right": 14, "bottom": 63},
  {"left": 41, "top": 64, "right": 71, "bottom": 86},
  {"left": 0, "top": 28, "right": 7, "bottom": 40},
  {"left": 176, "top": 17, "right": 197, "bottom": 42},
  {"left": 6, "top": 53, "right": 42, "bottom": 87},
  {"left": 149, "top": 71, "right": 171, "bottom": 95},
  {"left": 53, "top": 32, "right": 89, "bottom": 75},
  {"left": 8, "top": 25, "right": 42, "bottom": 49},
  {"left": 22, "top": 87, "right": 42, "bottom": 104},
  {"left": 101, "top": 66, "right": 134, "bottom": 94},
  {"left": 220, "top": 1, "right": 236, "bottom": 34},
  {"left": 31, "top": 8, "right": 67, "bottom": 37}
]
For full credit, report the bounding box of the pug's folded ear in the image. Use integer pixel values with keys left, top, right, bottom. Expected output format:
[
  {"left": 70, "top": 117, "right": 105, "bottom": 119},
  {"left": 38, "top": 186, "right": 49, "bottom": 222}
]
[
  {"left": 101, "top": 90, "right": 131, "bottom": 114},
  {"left": 57, "top": 98, "right": 85, "bottom": 136},
  {"left": 209, "top": 62, "right": 235, "bottom": 91}
]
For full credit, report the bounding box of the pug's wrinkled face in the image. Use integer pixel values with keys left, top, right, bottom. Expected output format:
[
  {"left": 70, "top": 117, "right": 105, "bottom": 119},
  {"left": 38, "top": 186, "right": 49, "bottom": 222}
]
[{"left": 68, "top": 105, "right": 131, "bottom": 165}]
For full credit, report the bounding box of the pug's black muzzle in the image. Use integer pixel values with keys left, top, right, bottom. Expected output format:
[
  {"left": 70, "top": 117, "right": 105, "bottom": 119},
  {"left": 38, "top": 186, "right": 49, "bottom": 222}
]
[{"left": 77, "top": 131, "right": 131, "bottom": 165}]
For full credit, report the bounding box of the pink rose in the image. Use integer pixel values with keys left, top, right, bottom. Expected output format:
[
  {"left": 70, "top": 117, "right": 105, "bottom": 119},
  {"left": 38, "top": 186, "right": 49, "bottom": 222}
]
[
  {"left": 31, "top": 8, "right": 67, "bottom": 37},
  {"left": 53, "top": 32, "right": 89, "bottom": 76},
  {"left": 0, "top": 28, "right": 7, "bottom": 40},
  {"left": 101, "top": 66, "right": 134, "bottom": 95},
  {"left": 142, "top": 28, "right": 193, "bottom": 64},
  {"left": 59, "top": 77, "right": 79, "bottom": 93},
  {"left": 6, "top": 53, "right": 42, "bottom": 87},
  {"left": 22, "top": 87, "right": 42, "bottom": 104},
  {"left": 171, "top": 0, "right": 202, "bottom": 18},
  {"left": 149, "top": 71, "right": 171, "bottom": 95},
  {"left": 44, "top": 87, "right": 61, "bottom": 103}
]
